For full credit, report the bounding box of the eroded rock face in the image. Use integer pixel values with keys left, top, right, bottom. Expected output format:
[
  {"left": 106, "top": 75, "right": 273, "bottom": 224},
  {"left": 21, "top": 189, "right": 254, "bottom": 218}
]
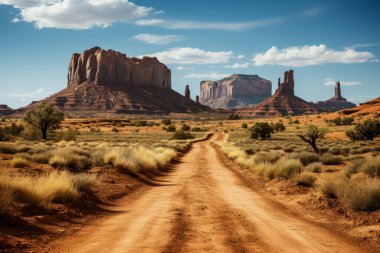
[
  {"left": 238, "top": 70, "right": 322, "bottom": 116},
  {"left": 315, "top": 82, "right": 356, "bottom": 111},
  {"left": 0, "top": 104, "right": 14, "bottom": 116},
  {"left": 22, "top": 47, "right": 208, "bottom": 114},
  {"left": 199, "top": 74, "right": 272, "bottom": 109},
  {"left": 67, "top": 47, "right": 171, "bottom": 88}
]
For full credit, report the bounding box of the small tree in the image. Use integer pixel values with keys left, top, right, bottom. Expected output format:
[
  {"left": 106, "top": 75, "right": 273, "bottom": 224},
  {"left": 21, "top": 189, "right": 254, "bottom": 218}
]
[
  {"left": 332, "top": 117, "right": 342, "bottom": 126},
  {"left": 298, "top": 125, "right": 325, "bottom": 154},
  {"left": 181, "top": 124, "right": 191, "bottom": 131},
  {"left": 250, "top": 122, "right": 273, "bottom": 140},
  {"left": 242, "top": 123, "right": 248, "bottom": 129},
  {"left": 23, "top": 103, "right": 64, "bottom": 140},
  {"left": 274, "top": 121, "right": 286, "bottom": 132}
]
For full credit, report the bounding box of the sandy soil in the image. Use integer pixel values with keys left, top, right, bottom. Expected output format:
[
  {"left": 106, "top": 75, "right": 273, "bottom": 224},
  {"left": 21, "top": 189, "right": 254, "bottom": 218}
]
[{"left": 40, "top": 134, "right": 370, "bottom": 253}]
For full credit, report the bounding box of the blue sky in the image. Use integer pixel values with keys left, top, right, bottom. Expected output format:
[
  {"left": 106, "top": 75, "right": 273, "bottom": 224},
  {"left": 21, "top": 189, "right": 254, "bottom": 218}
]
[{"left": 0, "top": 0, "right": 379, "bottom": 108}]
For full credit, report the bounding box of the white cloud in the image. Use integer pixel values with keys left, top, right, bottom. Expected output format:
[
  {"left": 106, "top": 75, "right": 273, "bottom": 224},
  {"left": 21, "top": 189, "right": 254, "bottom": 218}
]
[
  {"left": 184, "top": 72, "right": 230, "bottom": 80},
  {"left": 1, "top": 0, "right": 151, "bottom": 29},
  {"left": 176, "top": 66, "right": 195, "bottom": 71},
  {"left": 143, "top": 47, "right": 232, "bottom": 64},
  {"left": 135, "top": 18, "right": 283, "bottom": 31},
  {"left": 252, "top": 44, "right": 375, "bottom": 67},
  {"left": 236, "top": 54, "right": 245, "bottom": 60},
  {"left": 153, "top": 10, "right": 164, "bottom": 15},
  {"left": 303, "top": 7, "right": 322, "bottom": 17},
  {"left": 324, "top": 78, "right": 362, "bottom": 86},
  {"left": 225, "top": 62, "right": 249, "bottom": 69},
  {"left": 133, "top": 33, "right": 184, "bottom": 45},
  {"left": 11, "top": 17, "right": 20, "bottom": 23}
]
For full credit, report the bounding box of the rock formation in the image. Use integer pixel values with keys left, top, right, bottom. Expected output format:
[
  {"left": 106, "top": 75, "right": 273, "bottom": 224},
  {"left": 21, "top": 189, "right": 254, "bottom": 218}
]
[
  {"left": 23, "top": 47, "right": 208, "bottom": 114},
  {"left": 340, "top": 97, "right": 380, "bottom": 116},
  {"left": 238, "top": 70, "right": 322, "bottom": 117},
  {"left": 315, "top": 82, "right": 356, "bottom": 111},
  {"left": 184, "top": 85, "right": 190, "bottom": 99},
  {"left": 196, "top": 95, "right": 200, "bottom": 104},
  {"left": 199, "top": 74, "right": 272, "bottom": 109},
  {"left": 0, "top": 105, "right": 14, "bottom": 116}
]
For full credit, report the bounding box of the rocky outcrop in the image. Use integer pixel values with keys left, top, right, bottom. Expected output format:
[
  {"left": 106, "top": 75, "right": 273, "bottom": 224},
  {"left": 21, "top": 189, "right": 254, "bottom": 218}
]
[
  {"left": 67, "top": 47, "right": 171, "bottom": 88},
  {"left": 23, "top": 47, "right": 208, "bottom": 114},
  {"left": 199, "top": 74, "right": 272, "bottom": 109},
  {"left": 196, "top": 95, "right": 200, "bottom": 104},
  {"left": 238, "top": 70, "right": 322, "bottom": 117},
  {"left": 340, "top": 97, "right": 380, "bottom": 116},
  {"left": 0, "top": 105, "right": 14, "bottom": 116},
  {"left": 315, "top": 82, "right": 356, "bottom": 111},
  {"left": 184, "top": 85, "right": 190, "bottom": 99}
]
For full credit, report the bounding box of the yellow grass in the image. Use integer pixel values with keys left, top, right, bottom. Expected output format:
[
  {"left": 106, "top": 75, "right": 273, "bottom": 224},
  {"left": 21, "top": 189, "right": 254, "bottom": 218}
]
[{"left": 9, "top": 157, "right": 30, "bottom": 168}]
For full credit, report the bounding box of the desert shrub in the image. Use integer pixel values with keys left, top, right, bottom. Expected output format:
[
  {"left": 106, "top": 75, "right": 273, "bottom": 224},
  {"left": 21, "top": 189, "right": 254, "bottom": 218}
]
[
  {"left": 305, "top": 162, "right": 322, "bottom": 173},
  {"left": 2, "top": 123, "right": 25, "bottom": 136},
  {"left": 191, "top": 127, "right": 207, "bottom": 132},
  {"left": 172, "top": 130, "right": 195, "bottom": 140},
  {"left": 293, "top": 172, "right": 316, "bottom": 187},
  {"left": 332, "top": 117, "right": 342, "bottom": 126},
  {"left": 9, "top": 157, "right": 30, "bottom": 168},
  {"left": 166, "top": 125, "right": 176, "bottom": 132},
  {"left": 292, "top": 120, "right": 300, "bottom": 124},
  {"left": 350, "top": 147, "right": 373, "bottom": 155},
  {"left": 31, "top": 151, "right": 54, "bottom": 164},
  {"left": 320, "top": 154, "right": 343, "bottom": 165},
  {"left": 329, "top": 147, "right": 350, "bottom": 156},
  {"left": 181, "top": 124, "right": 191, "bottom": 131},
  {"left": 242, "top": 123, "right": 248, "bottom": 129},
  {"left": 346, "top": 119, "right": 380, "bottom": 141},
  {"left": 284, "top": 147, "right": 294, "bottom": 153},
  {"left": 274, "top": 121, "right": 286, "bottom": 132},
  {"left": 250, "top": 122, "right": 273, "bottom": 140},
  {"left": 69, "top": 173, "right": 97, "bottom": 192},
  {"left": 319, "top": 176, "right": 347, "bottom": 199},
  {"left": 291, "top": 152, "right": 319, "bottom": 166},
  {"left": 49, "top": 147, "right": 92, "bottom": 171},
  {"left": 111, "top": 127, "right": 119, "bottom": 132},
  {"left": 228, "top": 114, "right": 241, "bottom": 120},
  {"left": 342, "top": 117, "right": 354, "bottom": 125},
  {"left": 253, "top": 151, "right": 282, "bottom": 164},
  {"left": 136, "top": 121, "right": 148, "bottom": 127},
  {"left": 360, "top": 156, "right": 380, "bottom": 177},
  {"left": 104, "top": 146, "right": 177, "bottom": 174},
  {"left": 0, "top": 143, "right": 30, "bottom": 154},
  {"left": 268, "top": 158, "right": 303, "bottom": 179},
  {"left": 161, "top": 119, "right": 172, "bottom": 125},
  {"left": 344, "top": 174, "right": 380, "bottom": 211},
  {"left": 62, "top": 128, "right": 79, "bottom": 141}
]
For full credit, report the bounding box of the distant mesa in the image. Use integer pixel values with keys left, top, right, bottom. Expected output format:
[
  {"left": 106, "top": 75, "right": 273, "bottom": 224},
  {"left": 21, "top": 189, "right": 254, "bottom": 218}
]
[
  {"left": 315, "top": 82, "right": 356, "bottom": 111},
  {"left": 340, "top": 96, "right": 380, "bottom": 116},
  {"left": 238, "top": 70, "right": 322, "bottom": 117},
  {"left": 199, "top": 74, "right": 272, "bottom": 109},
  {"left": 0, "top": 104, "right": 14, "bottom": 116},
  {"left": 24, "top": 47, "right": 208, "bottom": 114}
]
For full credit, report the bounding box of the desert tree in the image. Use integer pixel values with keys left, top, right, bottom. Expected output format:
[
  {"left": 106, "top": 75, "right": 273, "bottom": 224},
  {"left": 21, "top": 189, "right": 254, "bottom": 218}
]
[
  {"left": 298, "top": 125, "right": 326, "bottom": 154},
  {"left": 250, "top": 122, "right": 273, "bottom": 140},
  {"left": 23, "top": 103, "right": 65, "bottom": 140}
]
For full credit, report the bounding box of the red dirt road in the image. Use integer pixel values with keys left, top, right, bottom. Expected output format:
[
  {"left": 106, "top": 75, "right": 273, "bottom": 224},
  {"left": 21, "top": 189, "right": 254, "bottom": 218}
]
[{"left": 45, "top": 135, "right": 366, "bottom": 253}]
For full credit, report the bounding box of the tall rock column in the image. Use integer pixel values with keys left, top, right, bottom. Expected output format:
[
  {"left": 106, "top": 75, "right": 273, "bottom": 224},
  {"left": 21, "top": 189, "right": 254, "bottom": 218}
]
[
  {"left": 184, "top": 85, "right": 190, "bottom": 99},
  {"left": 335, "top": 82, "right": 342, "bottom": 98}
]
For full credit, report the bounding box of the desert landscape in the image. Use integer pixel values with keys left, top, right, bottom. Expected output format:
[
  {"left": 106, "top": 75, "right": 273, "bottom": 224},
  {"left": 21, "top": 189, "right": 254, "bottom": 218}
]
[{"left": 1, "top": 1, "right": 380, "bottom": 252}]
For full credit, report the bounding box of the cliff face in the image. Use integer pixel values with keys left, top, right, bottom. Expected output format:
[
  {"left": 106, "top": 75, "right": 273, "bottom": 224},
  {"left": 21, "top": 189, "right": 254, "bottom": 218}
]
[
  {"left": 22, "top": 47, "right": 208, "bottom": 114},
  {"left": 199, "top": 74, "right": 272, "bottom": 109},
  {"left": 67, "top": 47, "right": 171, "bottom": 88},
  {"left": 315, "top": 82, "right": 356, "bottom": 111},
  {"left": 238, "top": 70, "right": 322, "bottom": 117},
  {"left": 0, "top": 105, "right": 14, "bottom": 116}
]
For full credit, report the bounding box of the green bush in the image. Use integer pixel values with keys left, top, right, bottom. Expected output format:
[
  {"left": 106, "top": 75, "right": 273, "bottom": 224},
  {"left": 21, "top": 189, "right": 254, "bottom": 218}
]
[
  {"left": 191, "top": 127, "right": 207, "bottom": 132},
  {"left": 228, "top": 114, "right": 241, "bottom": 120},
  {"left": 346, "top": 120, "right": 380, "bottom": 141},
  {"left": 161, "top": 119, "right": 172, "bottom": 125},
  {"left": 242, "top": 123, "right": 248, "bottom": 129},
  {"left": 274, "top": 121, "right": 286, "bottom": 132},
  {"left": 172, "top": 130, "right": 195, "bottom": 140},
  {"left": 166, "top": 125, "right": 176, "bottom": 132},
  {"left": 181, "top": 124, "right": 191, "bottom": 131},
  {"left": 250, "top": 122, "right": 273, "bottom": 140}
]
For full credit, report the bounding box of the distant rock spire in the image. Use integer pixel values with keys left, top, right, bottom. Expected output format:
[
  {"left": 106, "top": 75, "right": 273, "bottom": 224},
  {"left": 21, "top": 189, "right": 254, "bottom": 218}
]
[
  {"left": 278, "top": 78, "right": 281, "bottom": 87},
  {"left": 185, "top": 84, "right": 190, "bottom": 99},
  {"left": 335, "top": 82, "right": 342, "bottom": 98},
  {"left": 275, "top": 70, "right": 295, "bottom": 96},
  {"left": 196, "top": 95, "right": 200, "bottom": 104}
]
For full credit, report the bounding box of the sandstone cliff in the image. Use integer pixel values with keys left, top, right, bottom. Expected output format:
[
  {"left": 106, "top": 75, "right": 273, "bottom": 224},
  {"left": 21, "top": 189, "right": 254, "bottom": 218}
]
[
  {"left": 199, "top": 74, "right": 271, "bottom": 109},
  {"left": 23, "top": 47, "right": 208, "bottom": 114},
  {"left": 0, "top": 105, "right": 14, "bottom": 116},
  {"left": 238, "top": 70, "right": 322, "bottom": 117},
  {"left": 315, "top": 82, "right": 356, "bottom": 111}
]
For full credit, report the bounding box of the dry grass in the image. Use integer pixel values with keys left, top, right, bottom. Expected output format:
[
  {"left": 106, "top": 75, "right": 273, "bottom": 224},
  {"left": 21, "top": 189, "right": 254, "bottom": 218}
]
[
  {"left": 320, "top": 154, "right": 343, "bottom": 165},
  {"left": 291, "top": 152, "right": 319, "bottom": 166},
  {"left": 49, "top": 147, "right": 92, "bottom": 171},
  {"left": 104, "top": 145, "right": 177, "bottom": 174},
  {"left": 0, "top": 171, "right": 96, "bottom": 211},
  {"left": 293, "top": 172, "right": 316, "bottom": 187},
  {"left": 9, "top": 157, "right": 30, "bottom": 168},
  {"left": 360, "top": 156, "right": 380, "bottom": 177}
]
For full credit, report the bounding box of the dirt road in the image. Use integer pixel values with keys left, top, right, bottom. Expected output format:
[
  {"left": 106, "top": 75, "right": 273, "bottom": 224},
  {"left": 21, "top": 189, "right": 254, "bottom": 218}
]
[{"left": 46, "top": 135, "right": 365, "bottom": 253}]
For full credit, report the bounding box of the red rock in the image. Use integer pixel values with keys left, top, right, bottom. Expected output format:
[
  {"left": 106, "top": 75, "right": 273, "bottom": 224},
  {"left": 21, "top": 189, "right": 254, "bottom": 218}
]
[
  {"left": 238, "top": 70, "right": 322, "bottom": 116},
  {"left": 184, "top": 85, "right": 190, "bottom": 99},
  {"left": 0, "top": 104, "right": 14, "bottom": 116},
  {"left": 315, "top": 82, "right": 356, "bottom": 111}
]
